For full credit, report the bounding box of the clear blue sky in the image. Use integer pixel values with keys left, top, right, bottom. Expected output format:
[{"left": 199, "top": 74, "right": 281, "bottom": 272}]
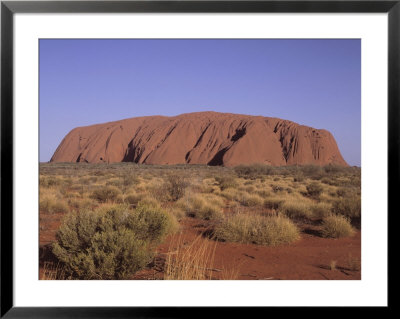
[{"left": 40, "top": 39, "right": 360, "bottom": 166}]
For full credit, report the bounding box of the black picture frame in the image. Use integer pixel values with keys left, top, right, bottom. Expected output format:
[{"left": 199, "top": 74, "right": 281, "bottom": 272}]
[{"left": 1, "top": 0, "right": 396, "bottom": 317}]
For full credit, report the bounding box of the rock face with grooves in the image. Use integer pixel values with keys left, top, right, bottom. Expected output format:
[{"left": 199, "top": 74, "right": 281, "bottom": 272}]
[{"left": 50, "top": 112, "right": 348, "bottom": 167}]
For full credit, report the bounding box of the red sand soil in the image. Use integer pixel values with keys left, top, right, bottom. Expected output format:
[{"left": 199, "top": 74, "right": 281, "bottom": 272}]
[
  {"left": 50, "top": 112, "right": 348, "bottom": 167},
  {"left": 39, "top": 213, "right": 360, "bottom": 280},
  {"left": 131, "top": 218, "right": 361, "bottom": 280}
]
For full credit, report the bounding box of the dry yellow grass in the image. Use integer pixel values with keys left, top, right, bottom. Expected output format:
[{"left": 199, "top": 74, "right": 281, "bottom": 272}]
[
  {"left": 39, "top": 194, "right": 69, "bottom": 214},
  {"left": 214, "top": 213, "right": 300, "bottom": 246},
  {"left": 220, "top": 262, "right": 242, "bottom": 280},
  {"left": 279, "top": 198, "right": 313, "bottom": 219},
  {"left": 263, "top": 197, "right": 285, "bottom": 210},
  {"left": 321, "top": 214, "right": 355, "bottom": 238},
  {"left": 311, "top": 202, "right": 332, "bottom": 218},
  {"left": 178, "top": 193, "right": 224, "bottom": 220},
  {"left": 237, "top": 192, "right": 264, "bottom": 207},
  {"left": 220, "top": 188, "right": 241, "bottom": 201},
  {"left": 164, "top": 234, "right": 217, "bottom": 280},
  {"left": 42, "top": 261, "right": 69, "bottom": 280}
]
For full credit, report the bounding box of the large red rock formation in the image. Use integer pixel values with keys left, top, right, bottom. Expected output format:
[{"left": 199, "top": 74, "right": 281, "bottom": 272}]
[{"left": 50, "top": 112, "right": 348, "bottom": 167}]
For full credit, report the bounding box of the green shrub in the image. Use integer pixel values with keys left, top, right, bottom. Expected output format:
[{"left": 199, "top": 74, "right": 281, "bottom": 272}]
[
  {"left": 214, "top": 214, "right": 299, "bottom": 246},
  {"left": 53, "top": 204, "right": 176, "bottom": 279},
  {"left": 127, "top": 202, "right": 177, "bottom": 243},
  {"left": 90, "top": 186, "right": 121, "bottom": 203},
  {"left": 53, "top": 207, "right": 150, "bottom": 279},
  {"left": 321, "top": 214, "right": 355, "bottom": 238}
]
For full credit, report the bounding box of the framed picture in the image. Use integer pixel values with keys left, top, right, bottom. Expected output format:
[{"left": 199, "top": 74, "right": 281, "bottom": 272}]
[{"left": 1, "top": 0, "right": 395, "bottom": 316}]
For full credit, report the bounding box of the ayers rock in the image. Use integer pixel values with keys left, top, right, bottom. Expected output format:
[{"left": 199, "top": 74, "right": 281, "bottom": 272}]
[{"left": 50, "top": 112, "right": 348, "bottom": 167}]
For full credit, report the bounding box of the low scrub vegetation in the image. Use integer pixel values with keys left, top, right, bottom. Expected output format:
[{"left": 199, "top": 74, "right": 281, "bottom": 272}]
[
  {"left": 332, "top": 196, "right": 361, "bottom": 219},
  {"left": 321, "top": 214, "right": 355, "bottom": 238},
  {"left": 40, "top": 162, "right": 361, "bottom": 280},
  {"left": 237, "top": 192, "right": 264, "bottom": 207},
  {"left": 264, "top": 197, "right": 284, "bottom": 210},
  {"left": 90, "top": 186, "right": 121, "bottom": 203},
  {"left": 215, "top": 175, "right": 238, "bottom": 190},
  {"left": 305, "top": 182, "right": 323, "bottom": 199},
  {"left": 178, "top": 194, "right": 224, "bottom": 221},
  {"left": 220, "top": 188, "right": 241, "bottom": 201},
  {"left": 279, "top": 199, "right": 313, "bottom": 219},
  {"left": 234, "top": 164, "right": 273, "bottom": 179},
  {"left": 40, "top": 196, "right": 69, "bottom": 214},
  {"left": 214, "top": 214, "right": 300, "bottom": 246},
  {"left": 311, "top": 202, "right": 332, "bottom": 219},
  {"left": 163, "top": 174, "right": 189, "bottom": 201},
  {"left": 124, "top": 192, "right": 145, "bottom": 206},
  {"left": 52, "top": 204, "right": 177, "bottom": 279}
]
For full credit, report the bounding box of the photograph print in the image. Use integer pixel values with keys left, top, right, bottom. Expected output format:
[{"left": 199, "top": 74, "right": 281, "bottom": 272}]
[{"left": 39, "top": 39, "right": 361, "bottom": 280}]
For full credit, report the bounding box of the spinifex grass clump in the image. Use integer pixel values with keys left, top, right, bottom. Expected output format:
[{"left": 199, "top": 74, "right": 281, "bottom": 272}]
[
  {"left": 311, "top": 202, "right": 332, "bottom": 219},
  {"left": 178, "top": 193, "right": 224, "bottom": 221},
  {"left": 215, "top": 175, "right": 238, "bottom": 190},
  {"left": 237, "top": 192, "right": 264, "bottom": 207},
  {"left": 332, "top": 196, "right": 361, "bottom": 219},
  {"left": 53, "top": 204, "right": 177, "bottom": 279},
  {"left": 279, "top": 199, "right": 313, "bottom": 219},
  {"left": 90, "top": 185, "right": 121, "bottom": 203},
  {"left": 39, "top": 196, "right": 70, "bottom": 214},
  {"left": 214, "top": 213, "right": 299, "bottom": 246},
  {"left": 320, "top": 214, "right": 355, "bottom": 238},
  {"left": 305, "top": 182, "right": 323, "bottom": 199}
]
